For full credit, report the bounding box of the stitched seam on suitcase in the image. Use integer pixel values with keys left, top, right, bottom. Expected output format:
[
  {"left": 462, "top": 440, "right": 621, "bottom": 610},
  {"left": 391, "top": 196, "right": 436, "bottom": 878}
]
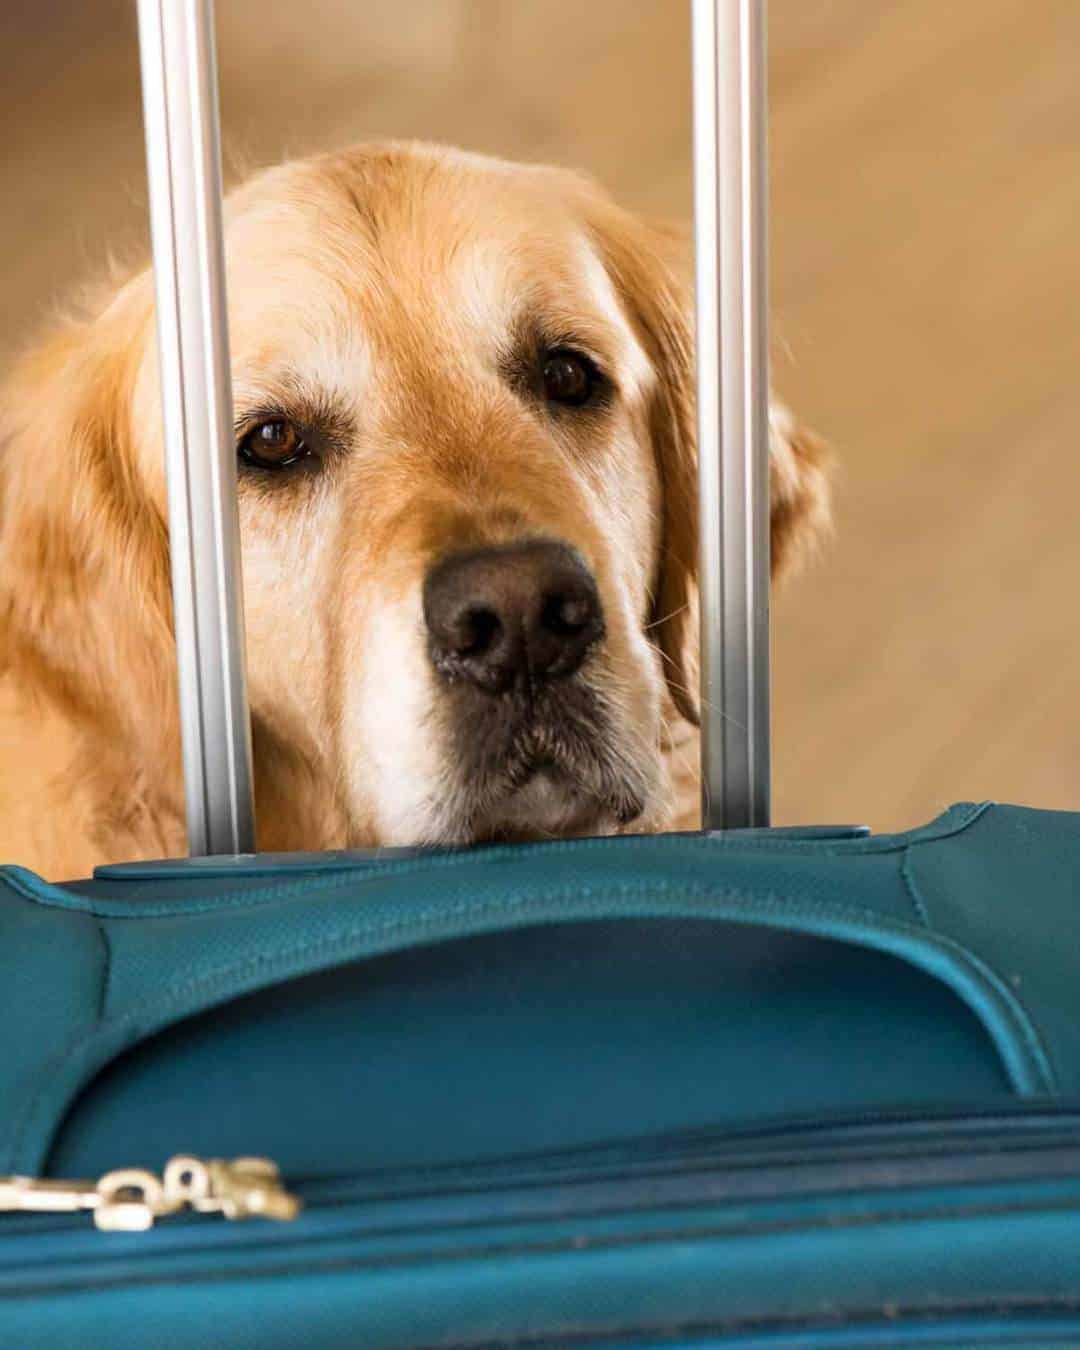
[
  {"left": 95, "top": 916, "right": 112, "bottom": 1022},
  {"left": 4, "top": 876, "right": 1056, "bottom": 1172},
  {"left": 0, "top": 852, "right": 918, "bottom": 916},
  {"left": 900, "top": 849, "right": 932, "bottom": 927},
  {"left": 0, "top": 803, "right": 995, "bottom": 918}
]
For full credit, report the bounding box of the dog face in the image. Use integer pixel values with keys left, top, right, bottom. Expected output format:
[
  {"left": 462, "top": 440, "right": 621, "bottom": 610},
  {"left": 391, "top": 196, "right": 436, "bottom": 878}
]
[{"left": 0, "top": 143, "right": 830, "bottom": 854}]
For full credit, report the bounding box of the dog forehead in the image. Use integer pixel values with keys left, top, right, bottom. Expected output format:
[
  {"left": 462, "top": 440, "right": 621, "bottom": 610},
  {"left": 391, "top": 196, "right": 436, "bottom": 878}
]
[
  {"left": 221, "top": 150, "right": 653, "bottom": 397},
  {"left": 450, "top": 228, "right": 653, "bottom": 391}
]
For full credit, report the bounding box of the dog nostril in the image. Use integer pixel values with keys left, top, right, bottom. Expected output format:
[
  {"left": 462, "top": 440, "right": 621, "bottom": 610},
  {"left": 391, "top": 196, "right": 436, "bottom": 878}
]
[
  {"left": 542, "top": 593, "right": 594, "bottom": 637},
  {"left": 450, "top": 605, "right": 501, "bottom": 656}
]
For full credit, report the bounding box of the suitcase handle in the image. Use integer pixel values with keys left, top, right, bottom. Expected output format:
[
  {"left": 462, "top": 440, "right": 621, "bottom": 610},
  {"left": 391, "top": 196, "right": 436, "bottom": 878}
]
[
  {"left": 135, "top": 0, "right": 772, "bottom": 853},
  {"left": 692, "top": 0, "right": 772, "bottom": 830},
  {"left": 136, "top": 0, "right": 255, "bottom": 856}
]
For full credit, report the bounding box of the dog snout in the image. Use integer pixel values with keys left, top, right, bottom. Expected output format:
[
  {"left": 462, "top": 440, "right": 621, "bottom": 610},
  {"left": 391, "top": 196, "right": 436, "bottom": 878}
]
[{"left": 423, "top": 540, "right": 604, "bottom": 695}]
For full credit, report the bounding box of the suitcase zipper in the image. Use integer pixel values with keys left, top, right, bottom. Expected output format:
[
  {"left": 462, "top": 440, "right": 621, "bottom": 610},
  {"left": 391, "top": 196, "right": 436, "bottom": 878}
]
[
  {"left": 0, "top": 1154, "right": 300, "bottom": 1231},
  {"left": 0, "top": 1110, "right": 1078, "bottom": 1257}
]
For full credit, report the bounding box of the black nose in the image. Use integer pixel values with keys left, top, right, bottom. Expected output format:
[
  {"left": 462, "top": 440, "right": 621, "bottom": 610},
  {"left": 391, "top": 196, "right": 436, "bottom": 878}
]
[{"left": 423, "top": 540, "right": 605, "bottom": 695}]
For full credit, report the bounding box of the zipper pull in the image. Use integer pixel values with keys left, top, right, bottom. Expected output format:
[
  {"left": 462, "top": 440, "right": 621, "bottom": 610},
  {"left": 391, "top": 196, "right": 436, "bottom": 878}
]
[
  {"left": 1, "top": 1155, "right": 301, "bottom": 1231},
  {"left": 0, "top": 1175, "right": 101, "bottom": 1217},
  {"left": 163, "top": 1155, "right": 301, "bottom": 1223},
  {"left": 95, "top": 1166, "right": 173, "bottom": 1231}
]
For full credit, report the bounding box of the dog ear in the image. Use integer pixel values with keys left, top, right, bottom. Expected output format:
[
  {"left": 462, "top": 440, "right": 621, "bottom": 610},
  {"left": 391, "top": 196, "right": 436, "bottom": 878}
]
[
  {"left": 581, "top": 203, "right": 700, "bottom": 723},
  {"left": 581, "top": 196, "right": 832, "bottom": 725},
  {"left": 767, "top": 398, "right": 833, "bottom": 580},
  {"left": 0, "top": 280, "right": 177, "bottom": 761}
]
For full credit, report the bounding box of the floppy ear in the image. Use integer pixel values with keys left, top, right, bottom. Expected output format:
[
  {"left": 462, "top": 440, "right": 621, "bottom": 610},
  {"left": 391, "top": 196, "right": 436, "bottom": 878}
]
[
  {"left": 767, "top": 398, "right": 833, "bottom": 581},
  {"left": 0, "top": 282, "right": 177, "bottom": 765},
  {"left": 582, "top": 198, "right": 832, "bottom": 725}
]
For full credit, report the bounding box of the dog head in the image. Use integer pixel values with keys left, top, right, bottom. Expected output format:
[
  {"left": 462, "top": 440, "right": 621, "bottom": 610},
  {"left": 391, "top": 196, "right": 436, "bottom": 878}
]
[{"left": 0, "top": 143, "right": 830, "bottom": 852}]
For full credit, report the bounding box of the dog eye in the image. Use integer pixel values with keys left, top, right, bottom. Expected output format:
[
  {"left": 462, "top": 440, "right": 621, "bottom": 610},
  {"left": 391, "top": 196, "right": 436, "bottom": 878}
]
[
  {"left": 541, "top": 351, "right": 596, "bottom": 407},
  {"left": 238, "top": 419, "right": 310, "bottom": 470}
]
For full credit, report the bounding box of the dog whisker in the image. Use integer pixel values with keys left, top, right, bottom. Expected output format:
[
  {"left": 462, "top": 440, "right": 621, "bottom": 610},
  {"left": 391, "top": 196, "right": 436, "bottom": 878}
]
[{"left": 643, "top": 601, "right": 689, "bottom": 633}]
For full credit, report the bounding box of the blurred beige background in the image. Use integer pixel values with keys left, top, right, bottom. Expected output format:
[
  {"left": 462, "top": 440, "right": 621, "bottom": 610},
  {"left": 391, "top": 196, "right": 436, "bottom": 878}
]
[{"left": 2, "top": 0, "right": 1078, "bottom": 832}]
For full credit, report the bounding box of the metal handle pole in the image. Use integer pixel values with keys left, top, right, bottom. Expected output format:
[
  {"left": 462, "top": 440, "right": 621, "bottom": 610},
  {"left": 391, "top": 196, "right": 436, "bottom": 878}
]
[
  {"left": 136, "top": 0, "right": 256, "bottom": 855},
  {"left": 691, "top": 0, "right": 772, "bottom": 830}
]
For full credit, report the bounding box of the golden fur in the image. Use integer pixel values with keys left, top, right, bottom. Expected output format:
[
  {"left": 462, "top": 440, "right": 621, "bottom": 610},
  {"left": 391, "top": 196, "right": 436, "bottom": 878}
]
[{"left": 0, "top": 142, "right": 830, "bottom": 879}]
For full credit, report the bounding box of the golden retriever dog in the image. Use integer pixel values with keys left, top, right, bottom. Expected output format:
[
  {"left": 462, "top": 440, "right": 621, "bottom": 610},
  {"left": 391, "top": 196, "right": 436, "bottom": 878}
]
[{"left": 0, "top": 142, "right": 830, "bottom": 880}]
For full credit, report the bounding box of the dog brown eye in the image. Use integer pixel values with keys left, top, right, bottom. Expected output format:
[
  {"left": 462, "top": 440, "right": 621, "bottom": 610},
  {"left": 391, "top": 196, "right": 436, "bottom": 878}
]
[
  {"left": 542, "top": 352, "right": 594, "bottom": 407},
  {"left": 238, "top": 419, "right": 309, "bottom": 469}
]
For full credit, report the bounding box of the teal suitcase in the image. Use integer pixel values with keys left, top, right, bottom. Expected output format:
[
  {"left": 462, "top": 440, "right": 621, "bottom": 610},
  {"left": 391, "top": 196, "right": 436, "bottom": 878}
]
[
  {"left": 4, "top": 804, "right": 1080, "bottom": 1346},
  {"left": 4, "top": 1, "right": 1079, "bottom": 1346}
]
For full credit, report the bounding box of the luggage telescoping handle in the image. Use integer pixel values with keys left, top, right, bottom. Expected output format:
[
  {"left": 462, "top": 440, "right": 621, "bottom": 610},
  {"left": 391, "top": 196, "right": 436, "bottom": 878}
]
[
  {"left": 136, "top": 0, "right": 255, "bottom": 855},
  {"left": 134, "top": 0, "right": 770, "bottom": 854},
  {"left": 692, "top": 0, "right": 772, "bottom": 830}
]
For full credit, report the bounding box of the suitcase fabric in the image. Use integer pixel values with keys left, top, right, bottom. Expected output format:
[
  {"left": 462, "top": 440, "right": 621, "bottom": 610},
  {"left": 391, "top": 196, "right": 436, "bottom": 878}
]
[
  {"left": 5, "top": 0, "right": 1079, "bottom": 1346},
  {"left": 4, "top": 803, "right": 1080, "bottom": 1345}
]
